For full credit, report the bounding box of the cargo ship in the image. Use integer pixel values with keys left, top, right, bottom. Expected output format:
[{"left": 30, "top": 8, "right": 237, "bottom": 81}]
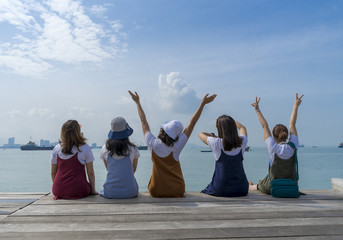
[
  {"left": 137, "top": 145, "right": 148, "bottom": 150},
  {"left": 339, "top": 142, "right": 343, "bottom": 148},
  {"left": 20, "top": 141, "right": 55, "bottom": 151}
]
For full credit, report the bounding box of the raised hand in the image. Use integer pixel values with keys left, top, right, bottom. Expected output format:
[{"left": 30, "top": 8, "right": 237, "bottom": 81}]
[
  {"left": 294, "top": 93, "right": 304, "bottom": 107},
  {"left": 128, "top": 91, "right": 140, "bottom": 103},
  {"left": 251, "top": 97, "right": 261, "bottom": 110},
  {"left": 201, "top": 94, "right": 217, "bottom": 105}
]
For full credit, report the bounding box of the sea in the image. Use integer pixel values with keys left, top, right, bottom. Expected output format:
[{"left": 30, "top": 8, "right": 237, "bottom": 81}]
[{"left": 0, "top": 146, "right": 342, "bottom": 192}]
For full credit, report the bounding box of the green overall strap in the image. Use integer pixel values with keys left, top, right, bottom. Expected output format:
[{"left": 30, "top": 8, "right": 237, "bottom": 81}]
[{"left": 287, "top": 142, "right": 299, "bottom": 181}]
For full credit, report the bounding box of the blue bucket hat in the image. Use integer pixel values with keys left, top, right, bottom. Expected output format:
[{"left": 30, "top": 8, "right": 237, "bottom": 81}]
[{"left": 108, "top": 117, "right": 133, "bottom": 140}]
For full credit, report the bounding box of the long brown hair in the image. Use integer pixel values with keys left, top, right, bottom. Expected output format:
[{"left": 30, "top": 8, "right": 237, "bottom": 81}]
[
  {"left": 60, "top": 120, "right": 87, "bottom": 155},
  {"left": 216, "top": 115, "right": 242, "bottom": 151},
  {"left": 106, "top": 138, "right": 135, "bottom": 157},
  {"left": 157, "top": 128, "right": 178, "bottom": 147},
  {"left": 272, "top": 124, "right": 288, "bottom": 143}
]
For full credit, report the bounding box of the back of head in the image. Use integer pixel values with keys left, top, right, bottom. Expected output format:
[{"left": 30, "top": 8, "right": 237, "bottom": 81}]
[
  {"left": 272, "top": 124, "right": 289, "bottom": 143},
  {"left": 60, "top": 120, "right": 87, "bottom": 155},
  {"left": 158, "top": 128, "right": 177, "bottom": 147},
  {"left": 216, "top": 115, "right": 242, "bottom": 151},
  {"left": 106, "top": 116, "right": 135, "bottom": 156},
  {"left": 106, "top": 138, "right": 135, "bottom": 157}
]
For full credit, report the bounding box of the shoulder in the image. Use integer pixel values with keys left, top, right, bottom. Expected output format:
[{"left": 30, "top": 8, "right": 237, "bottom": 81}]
[
  {"left": 240, "top": 134, "right": 248, "bottom": 145},
  {"left": 130, "top": 145, "right": 140, "bottom": 157},
  {"left": 100, "top": 145, "right": 109, "bottom": 160},
  {"left": 207, "top": 137, "right": 221, "bottom": 148},
  {"left": 288, "top": 135, "right": 299, "bottom": 149},
  {"left": 177, "top": 133, "right": 188, "bottom": 144},
  {"left": 80, "top": 144, "right": 91, "bottom": 151},
  {"left": 52, "top": 144, "right": 62, "bottom": 153}
]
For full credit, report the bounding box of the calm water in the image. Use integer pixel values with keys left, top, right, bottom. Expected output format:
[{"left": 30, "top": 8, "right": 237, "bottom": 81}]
[{"left": 0, "top": 147, "right": 342, "bottom": 192}]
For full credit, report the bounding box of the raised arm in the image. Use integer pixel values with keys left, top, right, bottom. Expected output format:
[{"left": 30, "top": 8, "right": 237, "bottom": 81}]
[
  {"left": 198, "top": 132, "right": 215, "bottom": 145},
  {"left": 183, "top": 94, "right": 217, "bottom": 138},
  {"left": 128, "top": 91, "right": 151, "bottom": 135},
  {"left": 235, "top": 120, "right": 247, "bottom": 137},
  {"left": 289, "top": 93, "right": 304, "bottom": 137},
  {"left": 251, "top": 97, "right": 271, "bottom": 141}
]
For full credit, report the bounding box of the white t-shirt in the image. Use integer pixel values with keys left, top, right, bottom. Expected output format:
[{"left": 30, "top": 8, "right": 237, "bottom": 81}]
[
  {"left": 50, "top": 144, "right": 94, "bottom": 165},
  {"left": 100, "top": 145, "right": 140, "bottom": 165},
  {"left": 207, "top": 135, "right": 248, "bottom": 161},
  {"left": 144, "top": 131, "right": 188, "bottom": 161},
  {"left": 265, "top": 135, "right": 299, "bottom": 166}
]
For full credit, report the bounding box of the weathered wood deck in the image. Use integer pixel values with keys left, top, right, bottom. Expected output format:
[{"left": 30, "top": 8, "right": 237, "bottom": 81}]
[{"left": 1, "top": 184, "right": 343, "bottom": 239}]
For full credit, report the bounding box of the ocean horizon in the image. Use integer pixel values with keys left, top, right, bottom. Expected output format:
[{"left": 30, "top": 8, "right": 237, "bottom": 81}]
[{"left": 0, "top": 146, "right": 342, "bottom": 193}]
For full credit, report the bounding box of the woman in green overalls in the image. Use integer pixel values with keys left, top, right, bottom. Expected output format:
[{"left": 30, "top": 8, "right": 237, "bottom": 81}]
[{"left": 249, "top": 93, "right": 304, "bottom": 194}]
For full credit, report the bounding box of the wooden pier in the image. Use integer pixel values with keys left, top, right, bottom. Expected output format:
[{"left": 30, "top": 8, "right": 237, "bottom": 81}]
[{"left": 1, "top": 182, "right": 343, "bottom": 239}]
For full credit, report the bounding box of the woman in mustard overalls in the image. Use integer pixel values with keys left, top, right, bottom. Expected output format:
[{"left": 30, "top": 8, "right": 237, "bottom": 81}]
[{"left": 129, "top": 90, "right": 216, "bottom": 197}]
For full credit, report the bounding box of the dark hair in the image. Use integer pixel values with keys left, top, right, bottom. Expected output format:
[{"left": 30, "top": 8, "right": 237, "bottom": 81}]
[
  {"left": 272, "top": 124, "right": 288, "bottom": 143},
  {"left": 106, "top": 138, "right": 135, "bottom": 157},
  {"left": 157, "top": 128, "right": 178, "bottom": 147},
  {"left": 216, "top": 115, "right": 242, "bottom": 151},
  {"left": 60, "top": 120, "right": 87, "bottom": 155}
]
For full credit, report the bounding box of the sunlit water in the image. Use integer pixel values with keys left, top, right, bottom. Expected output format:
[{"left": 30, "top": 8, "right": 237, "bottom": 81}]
[{"left": 0, "top": 147, "right": 342, "bottom": 192}]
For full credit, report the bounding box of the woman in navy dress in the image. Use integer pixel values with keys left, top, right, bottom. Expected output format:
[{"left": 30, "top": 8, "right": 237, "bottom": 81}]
[{"left": 198, "top": 115, "right": 249, "bottom": 197}]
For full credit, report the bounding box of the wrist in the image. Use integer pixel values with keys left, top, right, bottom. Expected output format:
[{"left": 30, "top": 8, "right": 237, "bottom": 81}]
[{"left": 255, "top": 109, "right": 261, "bottom": 113}]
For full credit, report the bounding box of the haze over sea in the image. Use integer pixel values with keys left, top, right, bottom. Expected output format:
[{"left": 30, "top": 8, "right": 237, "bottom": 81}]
[{"left": 1, "top": 146, "right": 342, "bottom": 193}]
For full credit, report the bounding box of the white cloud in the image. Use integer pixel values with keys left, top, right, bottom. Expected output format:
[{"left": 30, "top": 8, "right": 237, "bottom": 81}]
[
  {"left": 158, "top": 72, "right": 200, "bottom": 113},
  {"left": 7, "top": 110, "right": 24, "bottom": 119},
  {"left": 27, "top": 108, "right": 55, "bottom": 119},
  {"left": 0, "top": 0, "right": 127, "bottom": 76},
  {"left": 68, "top": 107, "right": 94, "bottom": 118},
  {"left": 89, "top": 4, "right": 108, "bottom": 16}
]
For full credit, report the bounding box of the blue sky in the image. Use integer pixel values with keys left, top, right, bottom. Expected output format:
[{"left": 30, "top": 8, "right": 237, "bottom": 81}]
[{"left": 0, "top": 0, "right": 342, "bottom": 147}]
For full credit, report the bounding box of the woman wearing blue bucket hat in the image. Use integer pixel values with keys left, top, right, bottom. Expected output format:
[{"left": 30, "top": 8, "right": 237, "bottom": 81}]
[{"left": 99, "top": 116, "right": 140, "bottom": 199}]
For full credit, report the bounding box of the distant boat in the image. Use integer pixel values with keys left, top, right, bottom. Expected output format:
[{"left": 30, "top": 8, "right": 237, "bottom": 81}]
[
  {"left": 201, "top": 149, "right": 212, "bottom": 152},
  {"left": 299, "top": 144, "right": 305, "bottom": 148},
  {"left": 339, "top": 142, "right": 343, "bottom": 148},
  {"left": 137, "top": 145, "right": 148, "bottom": 150},
  {"left": 20, "top": 141, "right": 54, "bottom": 151},
  {"left": 245, "top": 146, "right": 250, "bottom": 151}
]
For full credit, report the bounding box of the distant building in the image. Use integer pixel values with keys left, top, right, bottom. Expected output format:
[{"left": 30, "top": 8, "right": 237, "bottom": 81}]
[
  {"left": 40, "top": 139, "right": 50, "bottom": 147},
  {"left": 3, "top": 137, "right": 21, "bottom": 148},
  {"left": 8, "top": 137, "right": 15, "bottom": 145}
]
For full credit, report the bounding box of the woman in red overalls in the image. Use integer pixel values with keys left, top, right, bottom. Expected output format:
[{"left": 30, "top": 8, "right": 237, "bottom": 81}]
[{"left": 51, "top": 120, "right": 97, "bottom": 199}]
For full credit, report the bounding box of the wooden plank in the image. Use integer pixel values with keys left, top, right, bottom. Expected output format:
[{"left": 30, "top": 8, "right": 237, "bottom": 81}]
[
  {"left": 5, "top": 209, "right": 343, "bottom": 222},
  {"left": 1, "top": 226, "right": 343, "bottom": 240},
  {"left": 13, "top": 199, "right": 343, "bottom": 216},
  {"left": 1, "top": 217, "right": 343, "bottom": 232},
  {"left": 31, "top": 190, "right": 343, "bottom": 205}
]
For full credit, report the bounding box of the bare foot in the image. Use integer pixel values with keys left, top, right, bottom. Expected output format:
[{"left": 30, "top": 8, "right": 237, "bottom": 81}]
[{"left": 249, "top": 184, "right": 258, "bottom": 191}]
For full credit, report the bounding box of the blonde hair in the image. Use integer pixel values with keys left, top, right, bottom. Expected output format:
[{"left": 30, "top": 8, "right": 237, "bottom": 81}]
[{"left": 60, "top": 120, "right": 87, "bottom": 154}]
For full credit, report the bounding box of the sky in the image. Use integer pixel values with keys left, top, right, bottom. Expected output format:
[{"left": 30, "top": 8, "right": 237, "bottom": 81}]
[{"left": 0, "top": 0, "right": 342, "bottom": 147}]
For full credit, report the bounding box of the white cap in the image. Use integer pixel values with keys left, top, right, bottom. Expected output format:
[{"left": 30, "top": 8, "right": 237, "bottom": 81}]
[{"left": 161, "top": 120, "right": 184, "bottom": 140}]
